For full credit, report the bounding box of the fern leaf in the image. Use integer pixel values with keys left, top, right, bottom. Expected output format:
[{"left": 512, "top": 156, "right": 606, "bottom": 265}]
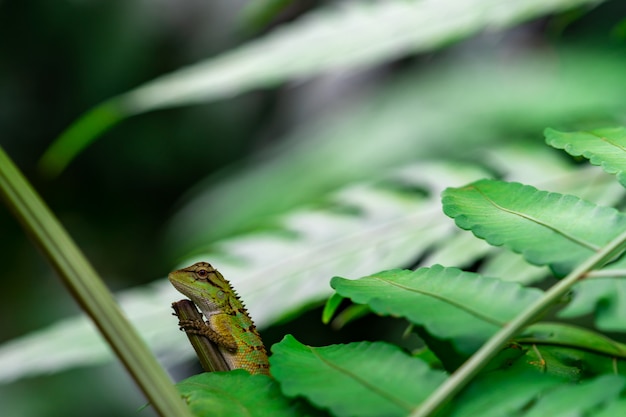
[
  {"left": 2, "top": 155, "right": 625, "bottom": 382},
  {"left": 545, "top": 127, "right": 626, "bottom": 188},
  {"left": 448, "top": 369, "right": 563, "bottom": 417},
  {"left": 443, "top": 179, "right": 626, "bottom": 276},
  {"left": 270, "top": 335, "right": 446, "bottom": 417},
  {"left": 559, "top": 278, "right": 626, "bottom": 332},
  {"left": 331, "top": 265, "right": 542, "bottom": 354},
  {"left": 176, "top": 370, "right": 319, "bottom": 417},
  {"left": 521, "top": 374, "right": 626, "bottom": 417},
  {"left": 0, "top": 163, "right": 482, "bottom": 382}
]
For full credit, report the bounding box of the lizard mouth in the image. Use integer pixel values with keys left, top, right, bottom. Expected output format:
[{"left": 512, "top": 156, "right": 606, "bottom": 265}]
[{"left": 168, "top": 274, "right": 195, "bottom": 298}]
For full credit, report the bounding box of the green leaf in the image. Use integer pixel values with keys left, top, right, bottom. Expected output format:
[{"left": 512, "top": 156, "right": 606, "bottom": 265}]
[
  {"left": 2, "top": 157, "right": 624, "bottom": 382},
  {"left": 559, "top": 278, "right": 626, "bottom": 332},
  {"left": 545, "top": 127, "right": 626, "bottom": 187},
  {"left": 176, "top": 370, "right": 321, "bottom": 417},
  {"left": 523, "top": 344, "right": 626, "bottom": 380},
  {"left": 164, "top": 50, "right": 626, "bottom": 251},
  {"left": 519, "top": 322, "right": 626, "bottom": 359},
  {"left": 327, "top": 304, "right": 371, "bottom": 330},
  {"left": 453, "top": 371, "right": 626, "bottom": 417},
  {"left": 321, "top": 293, "right": 344, "bottom": 325},
  {"left": 513, "top": 323, "right": 626, "bottom": 380},
  {"left": 448, "top": 369, "right": 563, "bottom": 417},
  {"left": 478, "top": 250, "right": 550, "bottom": 285},
  {"left": 270, "top": 335, "right": 446, "bottom": 417},
  {"left": 522, "top": 374, "right": 626, "bottom": 417},
  {"left": 0, "top": 162, "right": 485, "bottom": 383},
  {"left": 40, "top": 0, "right": 605, "bottom": 175},
  {"left": 330, "top": 265, "right": 543, "bottom": 354},
  {"left": 595, "top": 397, "right": 626, "bottom": 416},
  {"left": 442, "top": 179, "right": 626, "bottom": 276}
]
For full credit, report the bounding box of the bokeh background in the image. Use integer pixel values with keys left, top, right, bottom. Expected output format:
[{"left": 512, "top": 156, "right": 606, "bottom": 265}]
[{"left": 1, "top": 1, "right": 626, "bottom": 416}]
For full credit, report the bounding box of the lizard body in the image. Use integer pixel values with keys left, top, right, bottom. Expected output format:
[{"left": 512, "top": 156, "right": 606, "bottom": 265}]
[{"left": 168, "top": 262, "right": 270, "bottom": 375}]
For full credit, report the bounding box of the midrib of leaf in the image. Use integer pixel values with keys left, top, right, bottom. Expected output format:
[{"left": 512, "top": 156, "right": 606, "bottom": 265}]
[
  {"left": 473, "top": 185, "right": 600, "bottom": 251},
  {"left": 374, "top": 277, "right": 504, "bottom": 327},
  {"left": 589, "top": 131, "right": 626, "bottom": 153},
  {"left": 308, "top": 346, "right": 415, "bottom": 412}
]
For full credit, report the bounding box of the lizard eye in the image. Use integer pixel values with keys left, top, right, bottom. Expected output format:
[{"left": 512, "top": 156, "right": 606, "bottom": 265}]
[{"left": 197, "top": 269, "right": 208, "bottom": 278}]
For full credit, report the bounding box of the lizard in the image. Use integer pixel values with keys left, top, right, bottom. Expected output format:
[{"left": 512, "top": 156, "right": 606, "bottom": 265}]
[{"left": 168, "top": 261, "right": 270, "bottom": 375}]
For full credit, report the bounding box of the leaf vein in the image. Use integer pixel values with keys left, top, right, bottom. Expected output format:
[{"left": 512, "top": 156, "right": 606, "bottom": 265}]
[
  {"left": 473, "top": 186, "right": 600, "bottom": 251},
  {"left": 375, "top": 277, "right": 505, "bottom": 326},
  {"left": 586, "top": 131, "right": 626, "bottom": 153},
  {"left": 309, "top": 345, "right": 415, "bottom": 412}
]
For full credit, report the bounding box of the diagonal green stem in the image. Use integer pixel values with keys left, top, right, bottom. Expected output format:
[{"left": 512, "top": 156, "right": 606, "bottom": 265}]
[
  {"left": 412, "top": 228, "right": 626, "bottom": 417},
  {"left": 0, "top": 147, "right": 193, "bottom": 417}
]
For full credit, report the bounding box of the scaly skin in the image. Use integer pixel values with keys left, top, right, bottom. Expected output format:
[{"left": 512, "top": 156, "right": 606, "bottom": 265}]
[{"left": 168, "top": 262, "right": 270, "bottom": 375}]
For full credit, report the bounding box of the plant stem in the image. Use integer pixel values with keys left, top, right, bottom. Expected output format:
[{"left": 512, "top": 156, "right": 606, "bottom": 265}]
[
  {"left": 172, "top": 300, "right": 231, "bottom": 372},
  {"left": 0, "top": 147, "right": 193, "bottom": 417},
  {"left": 411, "top": 228, "right": 626, "bottom": 417}
]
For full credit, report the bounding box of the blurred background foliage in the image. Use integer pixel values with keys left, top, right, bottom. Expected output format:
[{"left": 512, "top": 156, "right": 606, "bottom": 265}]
[{"left": 1, "top": 0, "right": 626, "bottom": 416}]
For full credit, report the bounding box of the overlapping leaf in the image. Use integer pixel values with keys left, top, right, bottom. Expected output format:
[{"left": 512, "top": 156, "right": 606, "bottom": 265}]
[
  {"left": 447, "top": 369, "right": 563, "bottom": 417},
  {"left": 330, "top": 265, "right": 543, "bottom": 354},
  {"left": 558, "top": 278, "right": 626, "bottom": 332},
  {"left": 0, "top": 162, "right": 481, "bottom": 383},
  {"left": 442, "top": 179, "right": 626, "bottom": 276},
  {"left": 451, "top": 372, "right": 626, "bottom": 417},
  {"left": 270, "top": 335, "right": 445, "bottom": 417},
  {"left": 510, "top": 323, "right": 626, "bottom": 380},
  {"left": 545, "top": 127, "right": 626, "bottom": 187},
  {"left": 1, "top": 155, "right": 624, "bottom": 382},
  {"left": 519, "top": 322, "right": 626, "bottom": 359},
  {"left": 176, "top": 370, "right": 322, "bottom": 417},
  {"left": 522, "top": 374, "right": 626, "bottom": 417}
]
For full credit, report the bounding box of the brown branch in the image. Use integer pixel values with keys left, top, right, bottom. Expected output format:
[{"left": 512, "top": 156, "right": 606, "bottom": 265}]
[{"left": 172, "top": 300, "right": 231, "bottom": 373}]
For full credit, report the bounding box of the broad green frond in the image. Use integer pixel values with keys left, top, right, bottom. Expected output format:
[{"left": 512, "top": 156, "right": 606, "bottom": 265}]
[
  {"left": 163, "top": 48, "right": 626, "bottom": 250},
  {"left": 0, "top": 162, "right": 484, "bottom": 382},
  {"left": 447, "top": 369, "right": 563, "bottom": 417},
  {"left": 1, "top": 156, "right": 623, "bottom": 382},
  {"left": 519, "top": 322, "right": 626, "bottom": 359},
  {"left": 270, "top": 335, "right": 446, "bottom": 417},
  {"left": 331, "top": 265, "right": 542, "bottom": 354},
  {"left": 176, "top": 370, "right": 318, "bottom": 417},
  {"left": 522, "top": 374, "right": 626, "bottom": 417},
  {"left": 443, "top": 179, "right": 626, "bottom": 276},
  {"left": 545, "top": 127, "right": 626, "bottom": 188}
]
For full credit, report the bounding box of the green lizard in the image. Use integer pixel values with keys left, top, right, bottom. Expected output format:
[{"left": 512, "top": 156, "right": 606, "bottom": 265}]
[{"left": 168, "top": 262, "right": 270, "bottom": 375}]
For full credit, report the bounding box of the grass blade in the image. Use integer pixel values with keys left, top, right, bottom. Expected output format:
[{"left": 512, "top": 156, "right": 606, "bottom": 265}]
[{"left": 0, "top": 147, "right": 192, "bottom": 417}]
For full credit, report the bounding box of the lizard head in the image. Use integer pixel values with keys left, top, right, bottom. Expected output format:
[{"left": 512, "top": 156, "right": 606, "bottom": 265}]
[{"left": 168, "top": 262, "right": 235, "bottom": 312}]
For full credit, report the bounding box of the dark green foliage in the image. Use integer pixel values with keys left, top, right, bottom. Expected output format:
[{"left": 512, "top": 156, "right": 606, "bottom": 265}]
[
  {"left": 330, "top": 266, "right": 542, "bottom": 354},
  {"left": 4, "top": 1, "right": 626, "bottom": 415},
  {"left": 176, "top": 370, "right": 325, "bottom": 417},
  {"left": 270, "top": 335, "right": 446, "bottom": 417},
  {"left": 172, "top": 131, "right": 626, "bottom": 415},
  {"left": 251, "top": 126, "right": 626, "bottom": 416}
]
